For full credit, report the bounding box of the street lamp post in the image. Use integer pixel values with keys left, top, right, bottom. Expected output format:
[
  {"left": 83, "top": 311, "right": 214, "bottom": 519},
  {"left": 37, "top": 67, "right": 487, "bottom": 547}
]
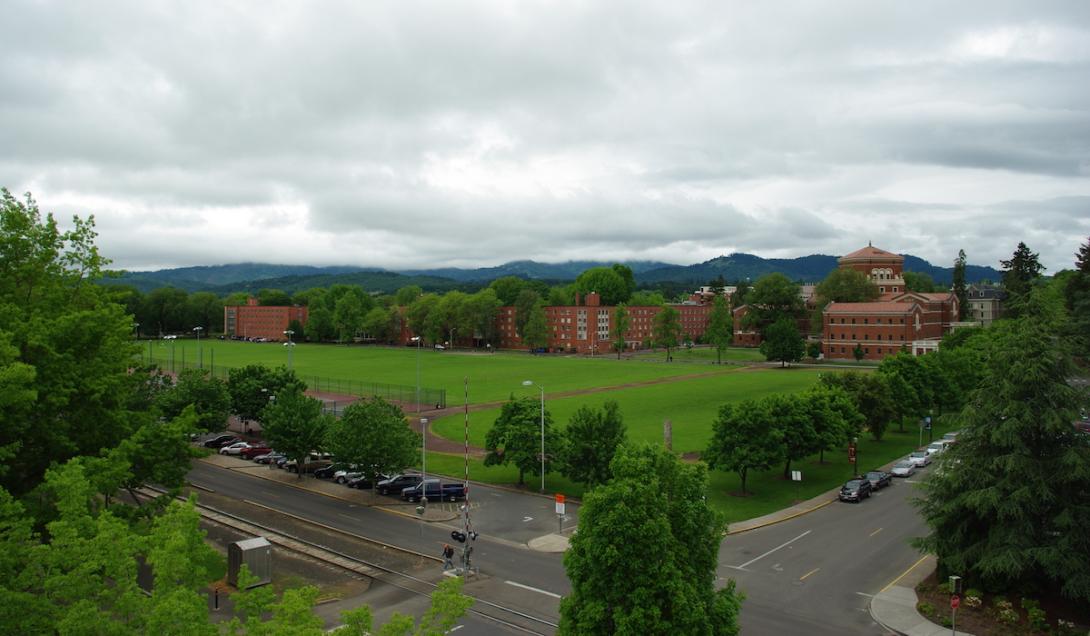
[
  {"left": 411, "top": 336, "right": 422, "bottom": 413},
  {"left": 283, "top": 329, "right": 295, "bottom": 370},
  {"left": 193, "top": 326, "right": 204, "bottom": 369},
  {"left": 133, "top": 322, "right": 140, "bottom": 340},
  {"left": 522, "top": 380, "right": 546, "bottom": 493}
]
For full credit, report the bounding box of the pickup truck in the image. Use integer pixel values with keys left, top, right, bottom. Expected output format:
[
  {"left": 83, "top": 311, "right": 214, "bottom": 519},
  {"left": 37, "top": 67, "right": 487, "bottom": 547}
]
[{"left": 401, "top": 479, "right": 467, "bottom": 502}]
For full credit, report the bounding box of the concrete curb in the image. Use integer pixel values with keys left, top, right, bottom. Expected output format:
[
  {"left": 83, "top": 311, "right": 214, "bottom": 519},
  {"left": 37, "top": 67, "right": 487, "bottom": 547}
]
[
  {"left": 869, "top": 555, "right": 975, "bottom": 636},
  {"left": 726, "top": 497, "right": 836, "bottom": 535}
]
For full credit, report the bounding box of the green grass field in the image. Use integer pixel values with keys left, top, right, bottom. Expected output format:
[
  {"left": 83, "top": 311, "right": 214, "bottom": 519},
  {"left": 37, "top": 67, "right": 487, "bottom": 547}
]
[
  {"left": 432, "top": 367, "right": 826, "bottom": 452},
  {"left": 143, "top": 339, "right": 742, "bottom": 405}
]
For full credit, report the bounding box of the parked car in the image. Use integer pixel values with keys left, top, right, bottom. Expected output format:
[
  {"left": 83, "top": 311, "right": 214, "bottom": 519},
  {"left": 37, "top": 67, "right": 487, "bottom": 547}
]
[
  {"left": 286, "top": 459, "right": 333, "bottom": 474},
  {"left": 925, "top": 441, "right": 949, "bottom": 456},
  {"left": 240, "top": 445, "right": 273, "bottom": 460},
  {"left": 219, "top": 442, "right": 253, "bottom": 456},
  {"left": 335, "top": 471, "right": 364, "bottom": 485},
  {"left": 864, "top": 470, "right": 892, "bottom": 490},
  {"left": 942, "top": 431, "right": 960, "bottom": 442},
  {"left": 202, "top": 434, "right": 238, "bottom": 449},
  {"left": 275, "top": 455, "right": 291, "bottom": 468},
  {"left": 253, "top": 452, "right": 285, "bottom": 465},
  {"left": 313, "top": 464, "right": 342, "bottom": 479},
  {"left": 839, "top": 478, "right": 872, "bottom": 503},
  {"left": 890, "top": 460, "right": 916, "bottom": 478},
  {"left": 377, "top": 474, "right": 423, "bottom": 496},
  {"left": 401, "top": 479, "right": 466, "bottom": 502},
  {"left": 347, "top": 473, "right": 390, "bottom": 489},
  {"left": 908, "top": 451, "right": 932, "bottom": 467}
]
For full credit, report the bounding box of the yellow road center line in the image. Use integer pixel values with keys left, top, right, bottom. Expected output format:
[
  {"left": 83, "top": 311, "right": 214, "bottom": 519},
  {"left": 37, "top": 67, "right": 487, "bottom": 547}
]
[
  {"left": 881, "top": 555, "right": 930, "bottom": 593},
  {"left": 800, "top": 567, "right": 820, "bottom": 581},
  {"left": 870, "top": 527, "right": 883, "bottom": 537}
]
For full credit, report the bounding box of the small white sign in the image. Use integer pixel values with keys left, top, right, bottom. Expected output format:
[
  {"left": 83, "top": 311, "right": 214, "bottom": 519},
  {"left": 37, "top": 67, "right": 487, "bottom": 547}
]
[
  {"left": 556, "top": 502, "right": 566, "bottom": 515},
  {"left": 791, "top": 470, "right": 802, "bottom": 482}
]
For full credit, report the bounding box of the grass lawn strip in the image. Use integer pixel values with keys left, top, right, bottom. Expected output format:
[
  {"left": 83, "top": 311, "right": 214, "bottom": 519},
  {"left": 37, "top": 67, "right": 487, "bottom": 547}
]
[{"left": 145, "top": 340, "right": 742, "bottom": 405}]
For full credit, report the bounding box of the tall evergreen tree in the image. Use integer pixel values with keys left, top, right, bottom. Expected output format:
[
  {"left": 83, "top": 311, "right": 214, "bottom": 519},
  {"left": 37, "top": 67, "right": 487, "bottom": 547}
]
[
  {"left": 1064, "top": 236, "right": 1090, "bottom": 359},
  {"left": 914, "top": 295, "right": 1090, "bottom": 602},
  {"left": 1000, "top": 242, "right": 1045, "bottom": 318},
  {"left": 952, "top": 249, "right": 969, "bottom": 321}
]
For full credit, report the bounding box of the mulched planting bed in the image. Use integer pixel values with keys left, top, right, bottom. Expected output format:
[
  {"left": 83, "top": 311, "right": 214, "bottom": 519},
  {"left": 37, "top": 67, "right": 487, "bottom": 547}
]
[{"left": 916, "top": 571, "right": 1090, "bottom": 635}]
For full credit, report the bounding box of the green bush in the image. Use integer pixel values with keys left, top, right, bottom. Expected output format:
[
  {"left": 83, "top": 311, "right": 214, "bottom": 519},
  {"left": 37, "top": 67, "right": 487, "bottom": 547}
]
[
  {"left": 964, "top": 587, "right": 983, "bottom": 600},
  {"left": 918, "top": 601, "right": 935, "bottom": 617},
  {"left": 937, "top": 581, "right": 953, "bottom": 594}
]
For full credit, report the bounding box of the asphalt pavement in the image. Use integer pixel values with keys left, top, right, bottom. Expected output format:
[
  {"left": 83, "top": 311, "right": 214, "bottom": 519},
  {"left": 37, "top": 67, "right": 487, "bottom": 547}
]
[{"left": 191, "top": 454, "right": 946, "bottom": 635}]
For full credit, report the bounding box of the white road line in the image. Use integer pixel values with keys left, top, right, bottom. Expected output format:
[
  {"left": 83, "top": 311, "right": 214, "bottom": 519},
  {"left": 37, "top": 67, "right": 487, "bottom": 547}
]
[
  {"left": 733, "top": 530, "right": 812, "bottom": 570},
  {"left": 856, "top": 592, "right": 874, "bottom": 598},
  {"left": 505, "top": 580, "right": 562, "bottom": 599}
]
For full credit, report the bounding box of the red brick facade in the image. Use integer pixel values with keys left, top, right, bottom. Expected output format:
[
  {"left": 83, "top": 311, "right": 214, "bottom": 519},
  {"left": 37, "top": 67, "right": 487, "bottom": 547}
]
[
  {"left": 492, "top": 292, "right": 712, "bottom": 353},
  {"left": 820, "top": 247, "right": 959, "bottom": 360},
  {"left": 224, "top": 297, "right": 308, "bottom": 341}
]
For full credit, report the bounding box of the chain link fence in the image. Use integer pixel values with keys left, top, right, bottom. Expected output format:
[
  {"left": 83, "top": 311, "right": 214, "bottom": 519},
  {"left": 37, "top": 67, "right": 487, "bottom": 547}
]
[{"left": 142, "top": 354, "right": 446, "bottom": 409}]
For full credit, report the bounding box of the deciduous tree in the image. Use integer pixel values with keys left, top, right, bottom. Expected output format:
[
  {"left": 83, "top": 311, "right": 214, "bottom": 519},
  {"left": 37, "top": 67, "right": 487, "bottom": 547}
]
[
  {"left": 227, "top": 364, "right": 307, "bottom": 424},
  {"left": 652, "top": 306, "right": 681, "bottom": 361},
  {"left": 261, "top": 386, "right": 333, "bottom": 478},
  {"left": 611, "top": 304, "right": 630, "bottom": 358},
  {"left": 705, "top": 400, "right": 782, "bottom": 495},
  {"left": 574, "top": 267, "right": 630, "bottom": 305},
  {"left": 155, "top": 368, "right": 231, "bottom": 432},
  {"left": 560, "top": 445, "right": 743, "bottom": 635},
  {"left": 522, "top": 301, "right": 549, "bottom": 352},
  {"left": 742, "top": 273, "right": 802, "bottom": 332},
  {"left": 325, "top": 397, "right": 419, "bottom": 488},
  {"left": 759, "top": 317, "right": 804, "bottom": 367},
  {"left": 557, "top": 401, "right": 626, "bottom": 489},
  {"left": 819, "top": 372, "right": 897, "bottom": 442},
  {"left": 484, "top": 397, "right": 553, "bottom": 487},
  {"left": 706, "top": 296, "right": 733, "bottom": 364}
]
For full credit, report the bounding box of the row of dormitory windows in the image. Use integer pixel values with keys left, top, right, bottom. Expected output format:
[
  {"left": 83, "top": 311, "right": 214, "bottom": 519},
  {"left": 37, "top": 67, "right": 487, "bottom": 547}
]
[
  {"left": 830, "top": 346, "right": 903, "bottom": 355},
  {"left": 829, "top": 316, "right": 906, "bottom": 325},
  {"left": 831, "top": 333, "right": 906, "bottom": 341}
]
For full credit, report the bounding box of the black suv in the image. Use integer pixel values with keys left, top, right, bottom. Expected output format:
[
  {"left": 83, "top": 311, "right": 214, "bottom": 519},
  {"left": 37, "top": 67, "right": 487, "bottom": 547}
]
[
  {"left": 202, "top": 434, "right": 238, "bottom": 449},
  {"left": 839, "top": 478, "right": 873, "bottom": 503}
]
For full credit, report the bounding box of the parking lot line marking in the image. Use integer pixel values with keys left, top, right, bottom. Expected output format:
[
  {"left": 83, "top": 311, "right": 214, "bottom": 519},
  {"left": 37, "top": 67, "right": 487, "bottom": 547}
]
[
  {"left": 506, "top": 580, "right": 562, "bottom": 599},
  {"left": 338, "top": 513, "right": 355, "bottom": 520},
  {"left": 869, "top": 527, "right": 883, "bottom": 537},
  {"left": 799, "top": 567, "right": 820, "bottom": 581},
  {"left": 734, "top": 530, "right": 812, "bottom": 569}
]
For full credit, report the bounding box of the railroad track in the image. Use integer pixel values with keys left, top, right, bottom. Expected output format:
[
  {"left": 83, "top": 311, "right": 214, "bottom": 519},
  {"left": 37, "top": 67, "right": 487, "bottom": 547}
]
[{"left": 137, "top": 486, "right": 558, "bottom": 635}]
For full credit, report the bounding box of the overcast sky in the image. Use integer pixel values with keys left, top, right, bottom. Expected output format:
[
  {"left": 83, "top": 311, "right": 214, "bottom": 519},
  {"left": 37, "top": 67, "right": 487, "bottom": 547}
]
[{"left": 3, "top": 1, "right": 1088, "bottom": 274}]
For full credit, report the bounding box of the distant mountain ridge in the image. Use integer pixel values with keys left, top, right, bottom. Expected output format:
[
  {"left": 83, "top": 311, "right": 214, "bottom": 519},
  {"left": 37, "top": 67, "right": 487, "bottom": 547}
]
[{"left": 106, "top": 253, "right": 1002, "bottom": 294}]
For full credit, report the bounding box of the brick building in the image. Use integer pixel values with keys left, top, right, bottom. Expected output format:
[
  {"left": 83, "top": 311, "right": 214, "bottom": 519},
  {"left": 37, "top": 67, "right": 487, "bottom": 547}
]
[
  {"left": 820, "top": 246, "right": 959, "bottom": 360},
  {"left": 491, "top": 292, "right": 713, "bottom": 353},
  {"left": 224, "top": 297, "right": 308, "bottom": 342}
]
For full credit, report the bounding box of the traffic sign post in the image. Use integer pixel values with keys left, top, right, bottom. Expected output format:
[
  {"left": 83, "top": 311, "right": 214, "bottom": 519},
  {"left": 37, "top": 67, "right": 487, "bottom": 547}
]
[
  {"left": 555, "top": 494, "right": 566, "bottom": 533},
  {"left": 791, "top": 470, "right": 801, "bottom": 502},
  {"left": 848, "top": 442, "right": 857, "bottom": 476},
  {"left": 949, "top": 575, "right": 961, "bottom": 636}
]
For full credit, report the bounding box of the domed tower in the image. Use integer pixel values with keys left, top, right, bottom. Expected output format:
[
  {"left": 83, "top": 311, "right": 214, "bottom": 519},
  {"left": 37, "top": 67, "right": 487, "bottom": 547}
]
[{"left": 838, "top": 244, "right": 905, "bottom": 295}]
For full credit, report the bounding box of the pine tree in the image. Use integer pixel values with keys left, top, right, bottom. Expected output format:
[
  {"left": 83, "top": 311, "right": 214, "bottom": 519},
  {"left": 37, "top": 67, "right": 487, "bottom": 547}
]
[
  {"left": 952, "top": 249, "right": 968, "bottom": 321},
  {"left": 1000, "top": 242, "right": 1045, "bottom": 318}
]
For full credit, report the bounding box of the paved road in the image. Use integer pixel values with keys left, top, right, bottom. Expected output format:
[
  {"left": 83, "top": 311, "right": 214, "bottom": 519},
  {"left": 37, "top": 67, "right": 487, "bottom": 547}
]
[
  {"left": 721, "top": 471, "right": 931, "bottom": 635},
  {"left": 190, "top": 461, "right": 933, "bottom": 635},
  {"left": 188, "top": 462, "right": 569, "bottom": 632}
]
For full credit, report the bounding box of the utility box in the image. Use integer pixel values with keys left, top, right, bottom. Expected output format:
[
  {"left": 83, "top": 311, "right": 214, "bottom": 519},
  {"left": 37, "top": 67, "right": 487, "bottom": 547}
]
[{"left": 227, "top": 537, "right": 272, "bottom": 588}]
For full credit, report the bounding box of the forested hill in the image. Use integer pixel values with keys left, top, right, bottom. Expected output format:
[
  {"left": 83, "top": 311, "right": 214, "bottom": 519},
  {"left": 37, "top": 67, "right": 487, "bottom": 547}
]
[
  {"left": 106, "top": 253, "right": 1002, "bottom": 293},
  {"left": 640, "top": 253, "right": 1002, "bottom": 286}
]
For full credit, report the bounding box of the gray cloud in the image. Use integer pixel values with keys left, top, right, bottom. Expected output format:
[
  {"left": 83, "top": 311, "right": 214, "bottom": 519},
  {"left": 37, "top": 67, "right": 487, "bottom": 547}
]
[{"left": 2, "top": 0, "right": 1088, "bottom": 273}]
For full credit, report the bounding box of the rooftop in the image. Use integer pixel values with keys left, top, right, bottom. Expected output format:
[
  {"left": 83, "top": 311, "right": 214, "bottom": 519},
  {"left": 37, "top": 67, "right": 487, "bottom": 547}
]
[{"left": 840, "top": 245, "right": 903, "bottom": 262}]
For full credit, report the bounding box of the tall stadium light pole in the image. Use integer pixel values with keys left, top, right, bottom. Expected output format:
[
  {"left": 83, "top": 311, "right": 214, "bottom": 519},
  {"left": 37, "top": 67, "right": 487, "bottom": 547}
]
[
  {"left": 193, "top": 326, "right": 204, "bottom": 369},
  {"left": 522, "top": 380, "right": 546, "bottom": 493},
  {"left": 283, "top": 329, "right": 295, "bottom": 370},
  {"left": 411, "top": 336, "right": 422, "bottom": 413}
]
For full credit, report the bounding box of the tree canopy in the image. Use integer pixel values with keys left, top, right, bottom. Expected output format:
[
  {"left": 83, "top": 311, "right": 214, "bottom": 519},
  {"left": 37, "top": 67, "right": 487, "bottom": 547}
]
[
  {"left": 574, "top": 266, "right": 631, "bottom": 306},
  {"left": 1000, "top": 241, "right": 1045, "bottom": 318},
  {"left": 560, "top": 445, "right": 743, "bottom": 635},
  {"left": 759, "top": 317, "right": 804, "bottom": 367},
  {"left": 261, "top": 386, "right": 333, "bottom": 478},
  {"left": 914, "top": 295, "right": 1090, "bottom": 603},
  {"left": 325, "top": 397, "right": 419, "bottom": 484},
  {"left": 484, "top": 396, "right": 554, "bottom": 486},
  {"left": 706, "top": 296, "right": 733, "bottom": 364},
  {"left": 652, "top": 306, "right": 681, "bottom": 361},
  {"left": 557, "top": 401, "right": 626, "bottom": 489},
  {"left": 742, "top": 273, "right": 802, "bottom": 332}
]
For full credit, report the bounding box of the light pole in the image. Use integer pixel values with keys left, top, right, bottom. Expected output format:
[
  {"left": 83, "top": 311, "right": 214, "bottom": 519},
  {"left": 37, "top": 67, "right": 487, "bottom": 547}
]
[
  {"left": 522, "top": 380, "right": 546, "bottom": 493},
  {"left": 411, "top": 336, "right": 422, "bottom": 413},
  {"left": 449, "top": 327, "right": 456, "bottom": 351},
  {"left": 283, "top": 329, "right": 295, "bottom": 370},
  {"left": 193, "top": 326, "right": 204, "bottom": 369},
  {"left": 133, "top": 322, "right": 140, "bottom": 340}
]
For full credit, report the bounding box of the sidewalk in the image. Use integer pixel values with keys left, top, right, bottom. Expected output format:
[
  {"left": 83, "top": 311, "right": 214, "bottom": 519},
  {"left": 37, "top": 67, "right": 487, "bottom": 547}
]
[{"left": 869, "top": 555, "right": 974, "bottom": 636}]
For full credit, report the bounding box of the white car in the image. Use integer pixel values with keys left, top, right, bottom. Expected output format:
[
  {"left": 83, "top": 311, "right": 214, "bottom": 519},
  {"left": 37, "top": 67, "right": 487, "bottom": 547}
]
[
  {"left": 890, "top": 460, "right": 917, "bottom": 477},
  {"left": 219, "top": 442, "right": 252, "bottom": 455},
  {"left": 908, "top": 451, "right": 932, "bottom": 467}
]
